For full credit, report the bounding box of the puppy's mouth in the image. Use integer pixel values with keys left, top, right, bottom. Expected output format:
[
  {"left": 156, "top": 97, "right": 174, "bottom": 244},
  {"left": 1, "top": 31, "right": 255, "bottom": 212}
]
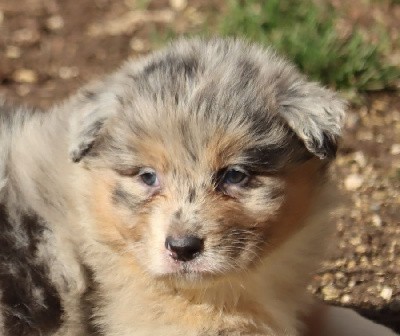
[
  {"left": 148, "top": 236, "right": 257, "bottom": 283},
  {"left": 154, "top": 251, "right": 222, "bottom": 283},
  {"left": 163, "top": 256, "right": 211, "bottom": 276}
]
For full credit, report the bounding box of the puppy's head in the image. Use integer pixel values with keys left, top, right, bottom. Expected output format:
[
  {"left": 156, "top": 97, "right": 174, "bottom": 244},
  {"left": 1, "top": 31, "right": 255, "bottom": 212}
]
[{"left": 69, "top": 38, "right": 345, "bottom": 285}]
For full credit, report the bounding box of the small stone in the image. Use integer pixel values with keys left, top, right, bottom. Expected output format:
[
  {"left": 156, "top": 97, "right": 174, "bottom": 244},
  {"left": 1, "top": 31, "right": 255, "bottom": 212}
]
[
  {"left": 341, "top": 294, "right": 352, "bottom": 304},
  {"left": 46, "top": 15, "right": 64, "bottom": 30},
  {"left": 345, "top": 112, "right": 359, "bottom": 129},
  {"left": 355, "top": 245, "right": 367, "bottom": 254},
  {"left": 169, "top": 0, "right": 187, "bottom": 10},
  {"left": 335, "top": 272, "right": 345, "bottom": 279},
  {"left": 372, "top": 258, "right": 383, "bottom": 267},
  {"left": 320, "top": 273, "right": 334, "bottom": 285},
  {"left": 372, "top": 99, "right": 388, "bottom": 112},
  {"left": 344, "top": 174, "right": 363, "bottom": 191},
  {"left": 380, "top": 286, "right": 393, "bottom": 301},
  {"left": 322, "top": 284, "right": 340, "bottom": 300},
  {"left": 352, "top": 151, "right": 367, "bottom": 167},
  {"left": 348, "top": 280, "right": 356, "bottom": 288},
  {"left": 371, "top": 214, "right": 382, "bottom": 227},
  {"left": 6, "top": 46, "right": 21, "bottom": 59},
  {"left": 350, "top": 236, "right": 362, "bottom": 246},
  {"left": 360, "top": 256, "right": 369, "bottom": 266},
  {"left": 59, "top": 66, "right": 79, "bottom": 79},
  {"left": 14, "top": 28, "right": 39, "bottom": 44},
  {"left": 347, "top": 261, "right": 356, "bottom": 269},
  {"left": 391, "top": 144, "right": 400, "bottom": 155},
  {"left": 372, "top": 191, "right": 386, "bottom": 201},
  {"left": 359, "top": 130, "right": 374, "bottom": 141},
  {"left": 334, "top": 272, "right": 348, "bottom": 289},
  {"left": 129, "top": 38, "right": 148, "bottom": 52},
  {"left": 370, "top": 203, "right": 381, "bottom": 212},
  {"left": 185, "top": 6, "right": 205, "bottom": 25},
  {"left": 13, "top": 69, "right": 38, "bottom": 83}
]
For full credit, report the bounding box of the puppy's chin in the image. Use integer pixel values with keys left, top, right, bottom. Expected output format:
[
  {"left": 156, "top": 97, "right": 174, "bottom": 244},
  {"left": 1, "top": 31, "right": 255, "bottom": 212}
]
[
  {"left": 146, "top": 254, "right": 237, "bottom": 288},
  {"left": 157, "top": 271, "right": 219, "bottom": 289},
  {"left": 151, "top": 262, "right": 217, "bottom": 287}
]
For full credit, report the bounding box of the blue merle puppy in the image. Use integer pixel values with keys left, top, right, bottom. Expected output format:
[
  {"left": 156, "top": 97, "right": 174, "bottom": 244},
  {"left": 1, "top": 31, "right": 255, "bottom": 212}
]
[{"left": 0, "top": 38, "right": 345, "bottom": 335}]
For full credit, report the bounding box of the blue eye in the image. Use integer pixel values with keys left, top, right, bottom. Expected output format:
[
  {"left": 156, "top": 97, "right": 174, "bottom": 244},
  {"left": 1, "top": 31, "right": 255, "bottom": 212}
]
[
  {"left": 223, "top": 168, "right": 248, "bottom": 185},
  {"left": 139, "top": 168, "right": 159, "bottom": 186}
]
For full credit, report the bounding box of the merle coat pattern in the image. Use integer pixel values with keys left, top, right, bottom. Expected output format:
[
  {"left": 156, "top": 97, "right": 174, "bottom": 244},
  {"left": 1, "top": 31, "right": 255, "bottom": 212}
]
[{"left": 0, "top": 38, "right": 345, "bottom": 336}]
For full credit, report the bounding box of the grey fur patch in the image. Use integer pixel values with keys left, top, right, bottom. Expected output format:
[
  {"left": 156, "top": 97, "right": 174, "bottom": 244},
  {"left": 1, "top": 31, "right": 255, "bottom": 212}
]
[
  {"left": 68, "top": 38, "right": 345, "bottom": 167},
  {"left": 68, "top": 91, "right": 118, "bottom": 163},
  {"left": 174, "top": 209, "right": 182, "bottom": 220},
  {"left": 70, "top": 116, "right": 108, "bottom": 163},
  {"left": 0, "top": 101, "right": 38, "bottom": 200},
  {"left": 187, "top": 188, "right": 196, "bottom": 203},
  {"left": 112, "top": 183, "right": 141, "bottom": 211}
]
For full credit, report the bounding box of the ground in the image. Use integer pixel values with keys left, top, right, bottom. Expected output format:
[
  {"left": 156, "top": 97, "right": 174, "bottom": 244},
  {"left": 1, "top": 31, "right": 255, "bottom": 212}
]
[{"left": 0, "top": 0, "right": 399, "bottom": 332}]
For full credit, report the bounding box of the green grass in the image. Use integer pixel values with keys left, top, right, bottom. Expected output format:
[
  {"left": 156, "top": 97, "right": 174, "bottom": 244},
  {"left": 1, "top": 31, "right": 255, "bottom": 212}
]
[{"left": 215, "top": 0, "right": 399, "bottom": 94}]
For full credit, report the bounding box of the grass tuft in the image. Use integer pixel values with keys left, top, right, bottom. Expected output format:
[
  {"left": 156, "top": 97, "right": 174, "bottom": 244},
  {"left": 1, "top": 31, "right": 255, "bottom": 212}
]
[{"left": 217, "top": 0, "right": 399, "bottom": 93}]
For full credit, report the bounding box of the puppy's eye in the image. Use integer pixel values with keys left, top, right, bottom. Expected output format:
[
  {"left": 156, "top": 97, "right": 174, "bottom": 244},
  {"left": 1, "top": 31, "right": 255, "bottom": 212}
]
[
  {"left": 139, "top": 168, "right": 159, "bottom": 187},
  {"left": 223, "top": 168, "right": 248, "bottom": 185}
]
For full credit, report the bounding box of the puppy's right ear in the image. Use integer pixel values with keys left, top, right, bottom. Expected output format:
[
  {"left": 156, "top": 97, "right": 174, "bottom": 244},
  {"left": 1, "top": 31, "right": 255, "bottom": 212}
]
[{"left": 69, "top": 92, "right": 117, "bottom": 163}]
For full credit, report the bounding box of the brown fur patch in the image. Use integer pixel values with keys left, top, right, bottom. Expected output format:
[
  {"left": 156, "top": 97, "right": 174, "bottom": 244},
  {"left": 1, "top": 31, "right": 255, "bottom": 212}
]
[
  {"left": 266, "top": 158, "right": 326, "bottom": 248},
  {"left": 88, "top": 171, "right": 143, "bottom": 251}
]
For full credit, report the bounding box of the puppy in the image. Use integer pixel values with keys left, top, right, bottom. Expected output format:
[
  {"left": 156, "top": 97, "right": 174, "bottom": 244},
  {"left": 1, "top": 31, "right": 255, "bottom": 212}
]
[{"left": 1, "top": 38, "right": 345, "bottom": 335}]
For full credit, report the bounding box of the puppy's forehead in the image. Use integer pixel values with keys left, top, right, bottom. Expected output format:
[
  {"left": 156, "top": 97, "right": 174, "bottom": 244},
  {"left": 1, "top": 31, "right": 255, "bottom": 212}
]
[
  {"left": 124, "top": 45, "right": 284, "bottom": 122},
  {"left": 118, "top": 115, "right": 258, "bottom": 172},
  {"left": 114, "top": 110, "right": 296, "bottom": 176},
  {"left": 125, "top": 38, "right": 280, "bottom": 122},
  {"left": 104, "top": 39, "right": 308, "bottom": 170}
]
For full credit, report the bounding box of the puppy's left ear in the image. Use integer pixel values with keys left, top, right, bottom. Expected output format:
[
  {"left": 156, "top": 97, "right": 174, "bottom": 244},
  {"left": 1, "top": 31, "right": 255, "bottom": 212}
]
[
  {"left": 68, "top": 93, "right": 117, "bottom": 163},
  {"left": 277, "top": 80, "right": 346, "bottom": 160}
]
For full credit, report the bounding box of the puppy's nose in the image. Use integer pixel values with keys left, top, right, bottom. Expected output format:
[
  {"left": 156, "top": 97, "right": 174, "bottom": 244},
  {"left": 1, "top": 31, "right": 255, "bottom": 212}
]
[{"left": 165, "top": 236, "right": 204, "bottom": 262}]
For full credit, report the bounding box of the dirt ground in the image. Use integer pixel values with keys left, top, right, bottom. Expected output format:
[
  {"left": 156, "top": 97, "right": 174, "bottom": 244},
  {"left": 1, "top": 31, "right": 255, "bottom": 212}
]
[{"left": 0, "top": 0, "right": 399, "bottom": 332}]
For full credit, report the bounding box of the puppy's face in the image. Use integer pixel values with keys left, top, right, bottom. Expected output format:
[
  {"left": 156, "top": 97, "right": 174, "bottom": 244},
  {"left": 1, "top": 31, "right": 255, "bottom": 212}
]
[
  {"left": 87, "top": 118, "right": 319, "bottom": 282},
  {"left": 71, "top": 39, "right": 344, "bottom": 284}
]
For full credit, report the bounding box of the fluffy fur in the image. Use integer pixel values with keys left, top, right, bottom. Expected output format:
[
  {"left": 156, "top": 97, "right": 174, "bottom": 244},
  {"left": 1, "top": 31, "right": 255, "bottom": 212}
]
[{"left": 0, "top": 38, "right": 345, "bottom": 335}]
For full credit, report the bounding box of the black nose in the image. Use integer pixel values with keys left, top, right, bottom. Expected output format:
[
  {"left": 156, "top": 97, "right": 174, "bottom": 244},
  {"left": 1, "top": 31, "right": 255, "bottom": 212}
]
[{"left": 165, "top": 236, "right": 204, "bottom": 262}]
